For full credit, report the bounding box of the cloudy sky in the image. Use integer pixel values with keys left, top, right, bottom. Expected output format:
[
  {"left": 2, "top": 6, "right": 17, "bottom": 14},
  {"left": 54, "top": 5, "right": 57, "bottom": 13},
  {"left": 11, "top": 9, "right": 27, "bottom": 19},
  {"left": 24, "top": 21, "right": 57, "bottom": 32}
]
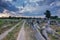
[{"left": 0, "top": 0, "right": 60, "bottom": 17}]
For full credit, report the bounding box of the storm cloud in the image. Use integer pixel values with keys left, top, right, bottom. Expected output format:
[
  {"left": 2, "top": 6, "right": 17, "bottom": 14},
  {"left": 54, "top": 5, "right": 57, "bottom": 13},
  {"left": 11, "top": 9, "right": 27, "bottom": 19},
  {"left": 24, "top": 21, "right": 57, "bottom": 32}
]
[{"left": 0, "top": 0, "right": 19, "bottom": 13}]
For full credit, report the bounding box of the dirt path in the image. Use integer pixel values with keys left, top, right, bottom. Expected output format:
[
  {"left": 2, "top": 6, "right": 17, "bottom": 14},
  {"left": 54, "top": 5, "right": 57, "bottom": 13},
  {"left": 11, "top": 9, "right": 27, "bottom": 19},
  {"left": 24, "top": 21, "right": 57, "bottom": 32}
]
[
  {"left": 0, "top": 22, "right": 21, "bottom": 40},
  {"left": 17, "top": 21, "right": 26, "bottom": 40},
  {"left": 25, "top": 25, "right": 36, "bottom": 40}
]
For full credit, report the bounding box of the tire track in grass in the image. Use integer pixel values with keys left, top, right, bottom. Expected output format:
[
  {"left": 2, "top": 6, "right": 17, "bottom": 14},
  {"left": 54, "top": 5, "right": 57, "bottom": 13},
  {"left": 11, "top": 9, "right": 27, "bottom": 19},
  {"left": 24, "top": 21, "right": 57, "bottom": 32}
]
[
  {"left": 3, "top": 20, "right": 23, "bottom": 40},
  {"left": 0, "top": 20, "right": 22, "bottom": 40},
  {"left": 0, "top": 23, "right": 17, "bottom": 34}
]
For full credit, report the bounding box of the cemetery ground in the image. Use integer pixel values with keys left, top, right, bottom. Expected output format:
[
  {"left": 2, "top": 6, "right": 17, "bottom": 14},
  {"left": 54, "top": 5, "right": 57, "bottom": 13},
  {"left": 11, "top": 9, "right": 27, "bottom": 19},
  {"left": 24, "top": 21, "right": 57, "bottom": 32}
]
[{"left": 0, "top": 18, "right": 60, "bottom": 40}]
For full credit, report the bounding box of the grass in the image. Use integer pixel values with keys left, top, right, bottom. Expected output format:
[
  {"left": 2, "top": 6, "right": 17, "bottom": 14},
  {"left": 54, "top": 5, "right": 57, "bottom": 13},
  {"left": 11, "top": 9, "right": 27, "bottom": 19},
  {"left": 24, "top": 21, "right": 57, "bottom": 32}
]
[
  {"left": 55, "top": 18, "right": 60, "bottom": 21},
  {"left": 3, "top": 20, "right": 23, "bottom": 40},
  {"left": 25, "top": 23, "right": 29, "bottom": 27},
  {"left": 0, "top": 19, "right": 7, "bottom": 34},
  {"left": 48, "top": 25, "right": 60, "bottom": 40},
  {"left": 0, "top": 23, "right": 17, "bottom": 34},
  {"left": 0, "top": 20, "right": 4, "bottom": 26},
  {"left": 57, "top": 32, "right": 60, "bottom": 34},
  {"left": 48, "top": 34, "right": 58, "bottom": 40},
  {"left": 0, "top": 19, "right": 21, "bottom": 34}
]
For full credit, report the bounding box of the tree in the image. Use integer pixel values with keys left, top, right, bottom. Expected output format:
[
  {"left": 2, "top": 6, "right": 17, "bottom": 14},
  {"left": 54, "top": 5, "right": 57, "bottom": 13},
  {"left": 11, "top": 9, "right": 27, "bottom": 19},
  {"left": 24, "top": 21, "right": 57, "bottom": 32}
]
[
  {"left": 51, "top": 16, "right": 58, "bottom": 19},
  {"left": 54, "top": 16, "right": 58, "bottom": 19},
  {"left": 9, "top": 16, "right": 11, "bottom": 18},
  {"left": 44, "top": 10, "right": 51, "bottom": 19}
]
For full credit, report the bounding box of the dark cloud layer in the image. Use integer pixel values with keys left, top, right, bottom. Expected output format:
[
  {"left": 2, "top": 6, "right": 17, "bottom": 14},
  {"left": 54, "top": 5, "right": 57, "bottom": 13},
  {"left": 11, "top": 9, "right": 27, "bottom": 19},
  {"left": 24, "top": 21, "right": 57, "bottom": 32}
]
[{"left": 0, "top": 0, "right": 19, "bottom": 13}]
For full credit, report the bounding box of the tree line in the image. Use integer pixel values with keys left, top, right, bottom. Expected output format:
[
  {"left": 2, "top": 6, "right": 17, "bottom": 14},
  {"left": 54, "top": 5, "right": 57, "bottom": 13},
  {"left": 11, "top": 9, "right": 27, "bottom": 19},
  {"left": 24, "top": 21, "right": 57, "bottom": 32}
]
[{"left": 44, "top": 10, "right": 58, "bottom": 19}]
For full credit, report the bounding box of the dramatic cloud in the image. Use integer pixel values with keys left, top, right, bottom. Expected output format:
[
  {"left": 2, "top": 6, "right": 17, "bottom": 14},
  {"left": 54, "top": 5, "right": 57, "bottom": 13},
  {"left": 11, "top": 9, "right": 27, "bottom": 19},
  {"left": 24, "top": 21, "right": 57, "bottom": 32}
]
[
  {"left": 0, "top": 0, "right": 19, "bottom": 13},
  {"left": 0, "top": 0, "right": 60, "bottom": 17}
]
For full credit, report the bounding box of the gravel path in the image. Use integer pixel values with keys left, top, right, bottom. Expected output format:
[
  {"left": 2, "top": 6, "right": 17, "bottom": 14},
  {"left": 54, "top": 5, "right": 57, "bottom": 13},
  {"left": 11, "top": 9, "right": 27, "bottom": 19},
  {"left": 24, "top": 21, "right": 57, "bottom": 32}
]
[{"left": 17, "top": 20, "right": 26, "bottom": 40}]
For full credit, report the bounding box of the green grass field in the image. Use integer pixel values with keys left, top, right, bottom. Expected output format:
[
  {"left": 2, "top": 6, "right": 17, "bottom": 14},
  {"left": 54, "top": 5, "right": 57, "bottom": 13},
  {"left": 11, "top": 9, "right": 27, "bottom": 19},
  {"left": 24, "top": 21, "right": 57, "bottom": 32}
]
[
  {"left": 3, "top": 20, "right": 23, "bottom": 40},
  {"left": 0, "top": 19, "right": 21, "bottom": 34}
]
